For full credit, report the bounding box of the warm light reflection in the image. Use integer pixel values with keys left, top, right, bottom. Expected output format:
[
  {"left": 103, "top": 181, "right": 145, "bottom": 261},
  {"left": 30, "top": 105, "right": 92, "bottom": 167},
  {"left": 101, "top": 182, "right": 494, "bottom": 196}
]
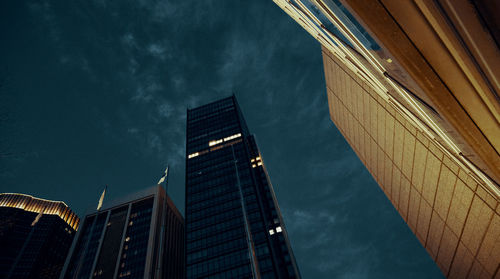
[
  {"left": 0, "top": 193, "right": 80, "bottom": 230},
  {"left": 209, "top": 139, "right": 223, "bottom": 146},
  {"left": 208, "top": 133, "right": 242, "bottom": 148},
  {"left": 188, "top": 152, "right": 199, "bottom": 159},
  {"left": 251, "top": 156, "right": 263, "bottom": 168},
  {"left": 224, "top": 133, "right": 241, "bottom": 142}
]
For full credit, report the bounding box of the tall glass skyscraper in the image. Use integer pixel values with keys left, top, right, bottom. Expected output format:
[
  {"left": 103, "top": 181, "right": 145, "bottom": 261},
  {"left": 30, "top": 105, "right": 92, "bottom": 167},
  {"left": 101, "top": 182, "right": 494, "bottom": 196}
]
[{"left": 185, "top": 96, "right": 301, "bottom": 279}]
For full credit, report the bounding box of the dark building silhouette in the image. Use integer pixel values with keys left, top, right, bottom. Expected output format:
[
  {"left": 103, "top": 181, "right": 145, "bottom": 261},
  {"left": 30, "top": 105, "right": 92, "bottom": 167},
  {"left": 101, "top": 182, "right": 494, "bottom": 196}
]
[
  {"left": 185, "top": 96, "right": 301, "bottom": 279},
  {"left": 0, "top": 193, "right": 80, "bottom": 279},
  {"left": 59, "top": 185, "right": 184, "bottom": 279}
]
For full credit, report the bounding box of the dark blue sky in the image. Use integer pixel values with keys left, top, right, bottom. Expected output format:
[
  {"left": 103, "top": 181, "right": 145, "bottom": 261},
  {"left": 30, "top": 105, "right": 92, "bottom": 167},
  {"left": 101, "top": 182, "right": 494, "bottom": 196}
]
[{"left": 0, "top": 0, "right": 443, "bottom": 278}]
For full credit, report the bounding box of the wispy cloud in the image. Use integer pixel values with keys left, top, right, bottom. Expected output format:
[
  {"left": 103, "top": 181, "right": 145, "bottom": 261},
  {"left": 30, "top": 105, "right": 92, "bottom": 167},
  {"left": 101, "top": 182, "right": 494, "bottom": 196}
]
[
  {"left": 121, "top": 33, "right": 137, "bottom": 49},
  {"left": 127, "top": 128, "right": 139, "bottom": 134},
  {"left": 28, "top": 0, "right": 60, "bottom": 43},
  {"left": 131, "top": 82, "right": 163, "bottom": 103},
  {"left": 147, "top": 43, "right": 168, "bottom": 60}
]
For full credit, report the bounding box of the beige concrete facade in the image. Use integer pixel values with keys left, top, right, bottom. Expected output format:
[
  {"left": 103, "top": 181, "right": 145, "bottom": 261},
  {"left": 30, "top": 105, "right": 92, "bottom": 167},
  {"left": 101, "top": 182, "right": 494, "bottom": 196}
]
[{"left": 323, "top": 48, "right": 500, "bottom": 278}]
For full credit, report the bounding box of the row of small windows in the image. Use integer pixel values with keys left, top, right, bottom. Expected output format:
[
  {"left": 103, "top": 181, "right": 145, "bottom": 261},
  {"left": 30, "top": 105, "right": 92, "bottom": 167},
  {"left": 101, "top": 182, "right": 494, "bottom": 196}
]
[
  {"left": 187, "top": 207, "right": 243, "bottom": 231},
  {"left": 254, "top": 244, "right": 270, "bottom": 257},
  {"left": 187, "top": 115, "right": 238, "bottom": 142},
  {"left": 187, "top": 154, "right": 248, "bottom": 180},
  {"left": 187, "top": 226, "right": 246, "bottom": 253},
  {"left": 187, "top": 250, "right": 250, "bottom": 278},
  {"left": 187, "top": 150, "right": 236, "bottom": 172},
  {"left": 187, "top": 190, "right": 239, "bottom": 213},
  {"left": 187, "top": 160, "right": 235, "bottom": 180},
  {"left": 187, "top": 175, "right": 236, "bottom": 195},
  {"left": 258, "top": 258, "right": 273, "bottom": 271},
  {"left": 187, "top": 122, "right": 239, "bottom": 145},
  {"left": 249, "top": 220, "right": 264, "bottom": 232},
  {"left": 187, "top": 140, "right": 246, "bottom": 167},
  {"left": 187, "top": 164, "right": 251, "bottom": 191},
  {"left": 189, "top": 198, "right": 241, "bottom": 222},
  {"left": 187, "top": 185, "right": 238, "bottom": 205},
  {"left": 251, "top": 230, "right": 268, "bottom": 245},
  {"left": 188, "top": 109, "right": 237, "bottom": 129},
  {"left": 188, "top": 98, "right": 234, "bottom": 120},
  {"left": 246, "top": 210, "right": 262, "bottom": 223},
  {"left": 204, "top": 265, "right": 253, "bottom": 279},
  {"left": 187, "top": 216, "right": 244, "bottom": 241},
  {"left": 187, "top": 129, "right": 241, "bottom": 153},
  {"left": 187, "top": 167, "right": 244, "bottom": 187},
  {"left": 187, "top": 237, "right": 247, "bottom": 264},
  {"left": 187, "top": 137, "right": 243, "bottom": 163},
  {"left": 244, "top": 201, "right": 260, "bottom": 213},
  {"left": 187, "top": 180, "right": 239, "bottom": 202}
]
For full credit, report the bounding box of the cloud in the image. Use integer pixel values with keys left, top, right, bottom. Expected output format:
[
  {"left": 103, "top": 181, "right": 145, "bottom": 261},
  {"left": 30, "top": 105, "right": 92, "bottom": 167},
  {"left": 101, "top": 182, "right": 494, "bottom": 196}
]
[
  {"left": 131, "top": 82, "right": 163, "bottom": 103},
  {"left": 158, "top": 102, "right": 174, "bottom": 118},
  {"left": 28, "top": 0, "right": 60, "bottom": 43},
  {"left": 147, "top": 133, "right": 162, "bottom": 151},
  {"left": 285, "top": 205, "right": 378, "bottom": 276},
  {"left": 121, "top": 33, "right": 137, "bottom": 49},
  {"left": 147, "top": 43, "right": 168, "bottom": 60},
  {"left": 127, "top": 128, "right": 139, "bottom": 134}
]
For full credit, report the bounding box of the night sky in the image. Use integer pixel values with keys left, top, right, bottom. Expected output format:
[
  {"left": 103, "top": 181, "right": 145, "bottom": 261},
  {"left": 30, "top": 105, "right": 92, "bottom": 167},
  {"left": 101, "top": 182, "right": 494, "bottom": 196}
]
[{"left": 0, "top": 1, "right": 443, "bottom": 278}]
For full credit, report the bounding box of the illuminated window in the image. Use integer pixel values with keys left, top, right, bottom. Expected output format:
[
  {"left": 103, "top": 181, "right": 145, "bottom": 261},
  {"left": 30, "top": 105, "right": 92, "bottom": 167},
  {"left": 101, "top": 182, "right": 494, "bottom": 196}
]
[
  {"left": 223, "top": 133, "right": 241, "bottom": 142},
  {"left": 129, "top": 221, "right": 133, "bottom": 226},
  {"left": 188, "top": 152, "right": 199, "bottom": 159},
  {"left": 125, "top": 236, "right": 130, "bottom": 242},
  {"left": 269, "top": 229, "right": 275, "bottom": 235},
  {"left": 257, "top": 162, "right": 262, "bottom": 166},
  {"left": 209, "top": 139, "right": 223, "bottom": 146},
  {"left": 252, "top": 164, "right": 257, "bottom": 168},
  {"left": 276, "top": 226, "right": 282, "bottom": 233}
]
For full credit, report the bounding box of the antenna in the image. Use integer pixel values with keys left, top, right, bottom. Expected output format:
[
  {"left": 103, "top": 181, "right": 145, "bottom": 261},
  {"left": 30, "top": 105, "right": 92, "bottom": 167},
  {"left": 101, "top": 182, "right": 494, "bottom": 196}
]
[
  {"left": 157, "top": 165, "right": 170, "bottom": 191},
  {"left": 96, "top": 185, "right": 107, "bottom": 211}
]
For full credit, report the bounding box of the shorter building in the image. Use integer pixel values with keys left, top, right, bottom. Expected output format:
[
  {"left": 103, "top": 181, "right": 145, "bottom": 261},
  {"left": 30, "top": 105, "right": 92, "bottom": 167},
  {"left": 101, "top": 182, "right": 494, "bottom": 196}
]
[
  {"left": 60, "top": 185, "right": 184, "bottom": 279},
  {"left": 0, "top": 193, "right": 80, "bottom": 279}
]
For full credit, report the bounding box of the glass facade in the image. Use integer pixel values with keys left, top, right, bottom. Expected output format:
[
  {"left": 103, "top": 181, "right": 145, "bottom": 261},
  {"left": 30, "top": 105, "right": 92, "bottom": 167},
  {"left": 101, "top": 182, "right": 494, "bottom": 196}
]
[
  {"left": 185, "top": 96, "right": 301, "bottom": 279},
  {"left": 116, "top": 199, "right": 153, "bottom": 278},
  {"left": 61, "top": 186, "right": 184, "bottom": 279}
]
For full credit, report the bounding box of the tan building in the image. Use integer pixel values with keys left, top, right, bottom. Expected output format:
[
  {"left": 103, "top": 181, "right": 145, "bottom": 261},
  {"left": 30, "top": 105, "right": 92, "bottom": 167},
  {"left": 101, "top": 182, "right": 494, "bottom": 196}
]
[{"left": 273, "top": 0, "right": 500, "bottom": 278}]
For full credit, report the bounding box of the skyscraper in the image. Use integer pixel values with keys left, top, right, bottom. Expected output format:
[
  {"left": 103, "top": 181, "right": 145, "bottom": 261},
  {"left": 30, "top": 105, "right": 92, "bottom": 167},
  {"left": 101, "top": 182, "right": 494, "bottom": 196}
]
[
  {"left": 273, "top": 1, "right": 499, "bottom": 278},
  {"left": 185, "top": 96, "right": 301, "bottom": 279},
  {"left": 0, "top": 193, "right": 80, "bottom": 279},
  {"left": 59, "top": 185, "right": 184, "bottom": 279}
]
